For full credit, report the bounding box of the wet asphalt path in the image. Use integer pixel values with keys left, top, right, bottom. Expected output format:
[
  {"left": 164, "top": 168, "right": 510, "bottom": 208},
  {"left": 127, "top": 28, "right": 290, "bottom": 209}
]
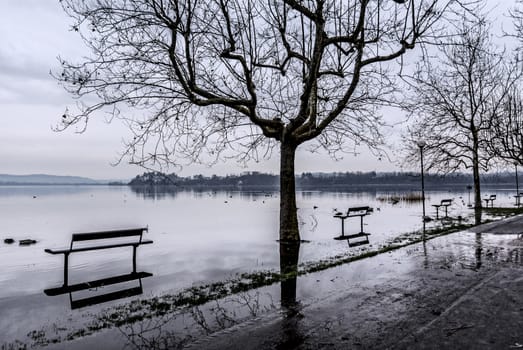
[{"left": 187, "top": 217, "right": 523, "bottom": 350}]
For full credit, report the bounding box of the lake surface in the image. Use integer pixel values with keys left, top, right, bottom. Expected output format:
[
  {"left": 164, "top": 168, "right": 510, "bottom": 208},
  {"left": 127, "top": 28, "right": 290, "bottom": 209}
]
[{"left": 0, "top": 184, "right": 520, "bottom": 344}]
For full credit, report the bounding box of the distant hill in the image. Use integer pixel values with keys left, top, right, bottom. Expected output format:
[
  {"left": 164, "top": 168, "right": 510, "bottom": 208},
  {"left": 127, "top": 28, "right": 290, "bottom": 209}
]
[{"left": 0, "top": 174, "right": 104, "bottom": 185}]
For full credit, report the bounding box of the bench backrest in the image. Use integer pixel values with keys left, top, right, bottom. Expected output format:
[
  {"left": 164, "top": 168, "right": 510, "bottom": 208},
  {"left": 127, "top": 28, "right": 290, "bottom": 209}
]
[
  {"left": 440, "top": 199, "right": 452, "bottom": 205},
  {"left": 347, "top": 206, "right": 371, "bottom": 216},
  {"left": 70, "top": 228, "right": 147, "bottom": 249}
]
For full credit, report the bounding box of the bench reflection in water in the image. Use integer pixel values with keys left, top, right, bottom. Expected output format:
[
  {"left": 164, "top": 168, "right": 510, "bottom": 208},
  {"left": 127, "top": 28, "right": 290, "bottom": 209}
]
[{"left": 44, "top": 271, "right": 153, "bottom": 310}]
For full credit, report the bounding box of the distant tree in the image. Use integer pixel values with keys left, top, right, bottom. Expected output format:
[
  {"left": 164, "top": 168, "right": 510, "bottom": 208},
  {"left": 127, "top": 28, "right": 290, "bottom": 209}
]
[
  {"left": 488, "top": 88, "right": 523, "bottom": 165},
  {"left": 492, "top": 2, "right": 523, "bottom": 166},
  {"left": 402, "top": 17, "right": 520, "bottom": 220},
  {"left": 57, "top": 0, "right": 475, "bottom": 242},
  {"left": 510, "top": 0, "right": 523, "bottom": 43}
]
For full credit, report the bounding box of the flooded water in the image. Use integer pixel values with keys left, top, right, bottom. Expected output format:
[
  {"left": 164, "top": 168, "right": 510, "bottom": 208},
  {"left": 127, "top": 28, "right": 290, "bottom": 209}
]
[{"left": 0, "top": 184, "right": 520, "bottom": 344}]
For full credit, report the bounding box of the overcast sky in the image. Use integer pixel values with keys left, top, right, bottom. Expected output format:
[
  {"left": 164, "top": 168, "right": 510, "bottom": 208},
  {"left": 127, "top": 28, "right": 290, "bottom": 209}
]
[{"left": 0, "top": 1, "right": 515, "bottom": 180}]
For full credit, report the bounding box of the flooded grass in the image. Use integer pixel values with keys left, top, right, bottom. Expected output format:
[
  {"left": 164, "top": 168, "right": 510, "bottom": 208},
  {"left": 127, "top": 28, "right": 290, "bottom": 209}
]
[
  {"left": 483, "top": 206, "right": 523, "bottom": 217},
  {"left": 1, "top": 341, "right": 27, "bottom": 350}
]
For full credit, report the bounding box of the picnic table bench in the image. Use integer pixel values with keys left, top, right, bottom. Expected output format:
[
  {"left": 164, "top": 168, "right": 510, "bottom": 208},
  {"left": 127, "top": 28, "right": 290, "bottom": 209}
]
[
  {"left": 483, "top": 195, "right": 496, "bottom": 208},
  {"left": 432, "top": 199, "right": 452, "bottom": 219},
  {"left": 44, "top": 227, "right": 153, "bottom": 287},
  {"left": 333, "top": 206, "right": 373, "bottom": 242}
]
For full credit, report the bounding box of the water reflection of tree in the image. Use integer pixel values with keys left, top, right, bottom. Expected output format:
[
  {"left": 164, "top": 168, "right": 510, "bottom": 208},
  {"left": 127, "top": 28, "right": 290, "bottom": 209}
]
[
  {"left": 475, "top": 208, "right": 482, "bottom": 227},
  {"left": 129, "top": 185, "right": 180, "bottom": 200},
  {"left": 422, "top": 222, "right": 428, "bottom": 269},
  {"left": 277, "top": 242, "right": 306, "bottom": 348},
  {"left": 118, "top": 291, "right": 277, "bottom": 349},
  {"left": 474, "top": 233, "right": 483, "bottom": 270},
  {"left": 107, "top": 242, "right": 303, "bottom": 349}
]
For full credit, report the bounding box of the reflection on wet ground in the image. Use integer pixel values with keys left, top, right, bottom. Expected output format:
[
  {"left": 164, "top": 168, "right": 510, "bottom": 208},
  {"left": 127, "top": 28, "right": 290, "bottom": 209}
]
[
  {"left": 184, "top": 230, "right": 522, "bottom": 350},
  {"left": 7, "top": 223, "right": 520, "bottom": 349},
  {"left": 44, "top": 271, "right": 152, "bottom": 310}
]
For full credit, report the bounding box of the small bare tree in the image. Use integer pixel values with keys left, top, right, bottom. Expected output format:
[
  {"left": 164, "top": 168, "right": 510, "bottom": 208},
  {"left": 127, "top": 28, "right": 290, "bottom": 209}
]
[
  {"left": 510, "top": 0, "right": 523, "bottom": 43},
  {"left": 493, "top": 2, "right": 523, "bottom": 166},
  {"left": 57, "top": 0, "right": 475, "bottom": 242},
  {"left": 488, "top": 88, "right": 523, "bottom": 165},
  {"left": 402, "top": 16, "right": 520, "bottom": 221}
]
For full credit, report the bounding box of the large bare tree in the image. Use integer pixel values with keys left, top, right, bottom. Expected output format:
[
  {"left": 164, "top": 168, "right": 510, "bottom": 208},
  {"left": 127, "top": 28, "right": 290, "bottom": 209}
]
[
  {"left": 403, "top": 17, "right": 519, "bottom": 221},
  {"left": 57, "top": 0, "right": 473, "bottom": 242}
]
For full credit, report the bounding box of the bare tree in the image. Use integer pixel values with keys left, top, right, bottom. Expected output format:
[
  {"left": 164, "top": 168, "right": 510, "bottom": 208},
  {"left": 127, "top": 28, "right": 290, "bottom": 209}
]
[
  {"left": 56, "top": 0, "right": 474, "bottom": 242},
  {"left": 510, "top": 0, "right": 523, "bottom": 43},
  {"left": 488, "top": 88, "right": 523, "bottom": 165},
  {"left": 493, "top": 2, "right": 523, "bottom": 166},
  {"left": 402, "top": 17, "right": 520, "bottom": 220}
]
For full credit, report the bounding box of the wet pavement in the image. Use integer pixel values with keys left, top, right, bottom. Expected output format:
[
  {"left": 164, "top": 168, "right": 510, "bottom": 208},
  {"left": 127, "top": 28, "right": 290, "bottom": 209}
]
[
  {"left": 185, "top": 218, "right": 523, "bottom": 350},
  {"left": 38, "top": 217, "right": 523, "bottom": 349}
]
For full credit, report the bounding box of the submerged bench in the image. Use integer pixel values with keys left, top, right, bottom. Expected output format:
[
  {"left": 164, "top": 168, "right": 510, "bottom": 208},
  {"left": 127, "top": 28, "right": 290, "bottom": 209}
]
[
  {"left": 515, "top": 192, "right": 523, "bottom": 207},
  {"left": 333, "top": 206, "right": 373, "bottom": 241},
  {"left": 44, "top": 227, "right": 153, "bottom": 287},
  {"left": 432, "top": 199, "right": 452, "bottom": 219},
  {"left": 483, "top": 194, "right": 496, "bottom": 208}
]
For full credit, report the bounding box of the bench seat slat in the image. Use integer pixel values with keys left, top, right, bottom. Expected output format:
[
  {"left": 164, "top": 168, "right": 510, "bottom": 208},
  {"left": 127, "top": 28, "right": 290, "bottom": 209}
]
[
  {"left": 347, "top": 212, "right": 368, "bottom": 217},
  {"left": 347, "top": 206, "right": 370, "bottom": 212},
  {"left": 72, "top": 228, "right": 147, "bottom": 242},
  {"left": 44, "top": 239, "right": 153, "bottom": 255}
]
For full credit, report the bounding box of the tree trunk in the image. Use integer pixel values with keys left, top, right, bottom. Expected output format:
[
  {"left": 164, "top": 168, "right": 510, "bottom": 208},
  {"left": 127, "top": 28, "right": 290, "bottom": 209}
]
[
  {"left": 472, "top": 131, "right": 482, "bottom": 225},
  {"left": 279, "top": 142, "right": 300, "bottom": 242},
  {"left": 280, "top": 241, "right": 300, "bottom": 309}
]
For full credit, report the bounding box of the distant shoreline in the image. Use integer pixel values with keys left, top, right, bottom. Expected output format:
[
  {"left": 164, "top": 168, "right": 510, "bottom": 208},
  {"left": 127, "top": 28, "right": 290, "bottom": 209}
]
[
  {"left": 0, "top": 182, "right": 124, "bottom": 186},
  {"left": 2, "top": 169, "right": 522, "bottom": 189},
  {"left": 0, "top": 182, "right": 519, "bottom": 189}
]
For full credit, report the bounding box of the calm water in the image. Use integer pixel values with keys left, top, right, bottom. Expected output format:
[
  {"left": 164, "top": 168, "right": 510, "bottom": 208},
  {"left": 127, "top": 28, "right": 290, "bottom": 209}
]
[{"left": 0, "top": 184, "right": 519, "bottom": 343}]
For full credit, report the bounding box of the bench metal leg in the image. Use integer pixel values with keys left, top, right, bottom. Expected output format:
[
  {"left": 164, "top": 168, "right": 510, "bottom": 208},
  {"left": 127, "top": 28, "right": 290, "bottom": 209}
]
[
  {"left": 444, "top": 206, "right": 448, "bottom": 218},
  {"left": 64, "top": 252, "right": 69, "bottom": 287},
  {"left": 435, "top": 207, "right": 439, "bottom": 219},
  {"left": 360, "top": 215, "right": 364, "bottom": 233},
  {"left": 132, "top": 245, "right": 137, "bottom": 273}
]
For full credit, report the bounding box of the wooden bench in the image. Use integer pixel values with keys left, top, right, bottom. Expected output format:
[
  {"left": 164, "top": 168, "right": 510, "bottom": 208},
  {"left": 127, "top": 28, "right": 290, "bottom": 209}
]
[
  {"left": 431, "top": 199, "right": 452, "bottom": 219},
  {"left": 333, "top": 206, "right": 373, "bottom": 242},
  {"left": 44, "top": 227, "right": 153, "bottom": 287},
  {"left": 483, "top": 195, "right": 496, "bottom": 208}
]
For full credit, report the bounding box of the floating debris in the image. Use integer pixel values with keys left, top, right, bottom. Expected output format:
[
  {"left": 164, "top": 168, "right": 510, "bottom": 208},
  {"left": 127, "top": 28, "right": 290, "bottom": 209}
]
[
  {"left": 19, "top": 239, "right": 37, "bottom": 246},
  {"left": 4, "top": 238, "right": 15, "bottom": 244}
]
